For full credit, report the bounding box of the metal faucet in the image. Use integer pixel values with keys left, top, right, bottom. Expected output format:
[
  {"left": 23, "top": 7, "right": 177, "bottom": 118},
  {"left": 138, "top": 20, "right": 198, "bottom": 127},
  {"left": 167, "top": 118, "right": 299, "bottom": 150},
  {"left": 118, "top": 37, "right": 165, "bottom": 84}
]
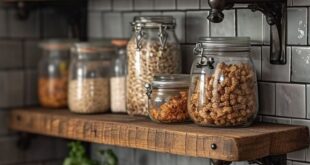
[{"left": 207, "top": 0, "right": 287, "bottom": 65}]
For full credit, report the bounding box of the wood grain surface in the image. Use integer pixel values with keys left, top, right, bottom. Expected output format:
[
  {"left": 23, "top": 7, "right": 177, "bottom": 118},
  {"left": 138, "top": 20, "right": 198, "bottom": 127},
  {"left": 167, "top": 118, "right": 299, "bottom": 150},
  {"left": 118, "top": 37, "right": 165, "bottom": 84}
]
[{"left": 10, "top": 108, "right": 310, "bottom": 161}]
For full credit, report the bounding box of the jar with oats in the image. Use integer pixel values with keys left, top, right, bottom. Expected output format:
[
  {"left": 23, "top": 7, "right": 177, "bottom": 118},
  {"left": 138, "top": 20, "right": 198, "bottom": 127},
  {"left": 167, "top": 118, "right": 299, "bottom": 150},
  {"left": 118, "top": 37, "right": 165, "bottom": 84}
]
[
  {"left": 127, "top": 16, "right": 182, "bottom": 116},
  {"left": 188, "top": 37, "right": 258, "bottom": 127},
  {"left": 38, "top": 40, "right": 73, "bottom": 108},
  {"left": 145, "top": 74, "right": 190, "bottom": 123},
  {"left": 68, "top": 42, "right": 114, "bottom": 114},
  {"left": 110, "top": 39, "right": 128, "bottom": 113}
]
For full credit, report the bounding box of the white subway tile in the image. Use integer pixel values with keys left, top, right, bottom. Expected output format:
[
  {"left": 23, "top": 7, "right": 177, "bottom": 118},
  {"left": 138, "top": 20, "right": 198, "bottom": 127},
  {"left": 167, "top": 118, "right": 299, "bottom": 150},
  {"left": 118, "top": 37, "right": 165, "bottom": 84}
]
[
  {"left": 237, "top": 9, "right": 263, "bottom": 44},
  {"left": 186, "top": 11, "right": 209, "bottom": 43},
  {"left": 0, "top": 40, "right": 23, "bottom": 69},
  {"left": 113, "top": 0, "right": 133, "bottom": 11},
  {"left": 134, "top": 0, "right": 154, "bottom": 10},
  {"left": 258, "top": 82, "right": 276, "bottom": 115},
  {"left": 122, "top": 12, "right": 139, "bottom": 38},
  {"left": 210, "top": 10, "right": 235, "bottom": 37},
  {"left": 276, "top": 83, "right": 306, "bottom": 118},
  {"left": 88, "top": 12, "right": 103, "bottom": 39},
  {"left": 287, "top": 8, "right": 307, "bottom": 45},
  {"left": 154, "top": 0, "right": 176, "bottom": 10},
  {"left": 250, "top": 46, "right": 262, "bottom": 80},
  {"left": 292, "top": 47, "right": 310, "bottom": 83},
  {"left": 261, "top": 46, "right": 291, "bottom": 82},
  {"left": 88, "top": 0, "right": 112, "bottom": 11},
  {"left": 177, "top": 0, "right": 199, "bottom": 10},
  {"left": 102, "top": 12, "right": 123, "bottom": 38}
]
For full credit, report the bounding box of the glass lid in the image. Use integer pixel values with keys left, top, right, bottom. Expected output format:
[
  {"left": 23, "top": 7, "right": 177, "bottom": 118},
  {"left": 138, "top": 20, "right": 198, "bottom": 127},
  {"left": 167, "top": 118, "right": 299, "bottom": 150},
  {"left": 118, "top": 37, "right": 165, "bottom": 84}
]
[{"left": 151, "top": 74, "right": 190, "bottom": 89}]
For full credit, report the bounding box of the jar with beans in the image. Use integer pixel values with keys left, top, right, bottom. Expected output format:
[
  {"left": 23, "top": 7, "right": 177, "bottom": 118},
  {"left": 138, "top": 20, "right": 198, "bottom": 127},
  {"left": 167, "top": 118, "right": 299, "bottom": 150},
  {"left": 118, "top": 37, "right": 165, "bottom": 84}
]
[
  {"left": 146, "top": 74, "right": 190, "bottom": 123},
  {"left": 68, "top": 42, "right": 114, "bottom": 114},
  {"left": 38, "top": 40, "right": 74, "bottom": 108},
  {"left": 188, "top": 37, "right": 258, "bottom": 127},
  {"left": 127, "top": 16, "right": 182, "bottom": 116}
]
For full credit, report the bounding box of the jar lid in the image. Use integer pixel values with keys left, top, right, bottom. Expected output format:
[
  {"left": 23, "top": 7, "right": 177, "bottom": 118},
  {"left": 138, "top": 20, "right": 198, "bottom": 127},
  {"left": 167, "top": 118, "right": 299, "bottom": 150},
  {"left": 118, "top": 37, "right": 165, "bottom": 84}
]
[
  {"left": 196, "top": 37, "right": 251, "bottom": 52},
  {"left": 75, "top": 42, "right": 115, "bottom": 54},
  {"left": 151, "top": 74, "right": 190, "bottom": 89},
  {"left": 132, "top": 16, "right": 176, "bottom": 28},
  {"left": 39, "top": 39, "right": 75, "bottom": 51},
  {"left": 111, "top": 39, "right": 128, "bottom": 47}
]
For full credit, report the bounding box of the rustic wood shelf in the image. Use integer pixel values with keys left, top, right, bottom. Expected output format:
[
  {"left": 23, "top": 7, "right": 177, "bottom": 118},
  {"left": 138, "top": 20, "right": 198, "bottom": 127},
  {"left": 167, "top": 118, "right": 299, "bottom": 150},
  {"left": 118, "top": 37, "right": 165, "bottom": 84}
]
[{"left": 10, "top": 108, "right": 309, "bottom": 163}]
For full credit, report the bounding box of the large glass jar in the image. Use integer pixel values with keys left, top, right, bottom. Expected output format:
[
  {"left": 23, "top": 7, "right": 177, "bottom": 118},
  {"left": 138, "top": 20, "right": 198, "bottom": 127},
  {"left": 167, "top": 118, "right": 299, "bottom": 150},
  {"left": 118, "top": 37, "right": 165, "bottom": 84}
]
[
  {"left": 127, "top": 16, "right": 182, "bottom": 116},
  {"left": 188, "top": 37, "right": 258, "bottom": 127},
  {"left": 38, "top": 40, "right": 73, "bottom": 108},
  {"left": 146, "top": 74, "right": 190, "bottom": 123},
  {"left": 110, "top": 39, "right": 128, "bottom": 113},
  {"left": 68, "top": 43, "right": 114, "bottom": 114}
]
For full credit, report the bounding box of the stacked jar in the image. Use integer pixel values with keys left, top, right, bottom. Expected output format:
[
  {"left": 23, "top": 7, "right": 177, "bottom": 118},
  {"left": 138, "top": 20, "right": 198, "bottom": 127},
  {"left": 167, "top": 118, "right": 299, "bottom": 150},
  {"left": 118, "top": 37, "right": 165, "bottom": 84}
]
[
  {"left": 127, "top": 16, "right": 182, "bottom": 116},
  {"left": 110, "top": 39, "right": 128, "bottom": 113},
  {"left": 188, "top": 37, "right": 258, "bottom": 127},
  {"left": 68, "top": 42, "right": 114, "bottom": 114},
  {"left": 146, "top": 74, "right": 190, "bottom": 123},
  {"left": 38, "top": 40, "right": 73, "bottom": 108}
]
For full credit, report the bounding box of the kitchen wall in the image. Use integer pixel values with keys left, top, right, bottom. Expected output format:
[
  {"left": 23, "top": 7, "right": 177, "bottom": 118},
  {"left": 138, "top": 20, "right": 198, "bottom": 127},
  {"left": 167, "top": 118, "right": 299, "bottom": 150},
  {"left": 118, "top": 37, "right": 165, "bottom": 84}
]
[
  {"left": 0, "top": 3, "right": 69, "bottom": 165},
  {"left": 88, "top": 0, "right": 310, "bottom": 165}
]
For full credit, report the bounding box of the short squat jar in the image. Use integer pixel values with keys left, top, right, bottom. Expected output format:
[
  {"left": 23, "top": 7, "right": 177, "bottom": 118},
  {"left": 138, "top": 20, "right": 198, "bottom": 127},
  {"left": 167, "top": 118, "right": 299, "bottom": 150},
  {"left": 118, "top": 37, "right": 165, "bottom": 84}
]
[
  {"left": 146, "top": 74, "right": 190, "bottom": 123},
  {"left": 126, "top": 16, "right": 182, "bottom": 116},
  {"left": 188, "top": 37, "right": 258, "bottom": 127},
  {"left": 38, "top": 40, "right": 73, "bottom": 108},
  {"left": 68, "top": 43, "right": 114, "bottom": 114}
]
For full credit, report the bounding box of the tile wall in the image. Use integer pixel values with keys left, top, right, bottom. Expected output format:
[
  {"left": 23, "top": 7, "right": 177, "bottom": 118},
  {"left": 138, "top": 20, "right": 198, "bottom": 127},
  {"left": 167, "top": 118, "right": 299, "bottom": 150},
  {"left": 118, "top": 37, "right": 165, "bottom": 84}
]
[
  {"left": 0, "top": 3, "right": 69, "bottom": 165},
  {"left": 87, "top": 0, "right": 310, "bottom": 164}
]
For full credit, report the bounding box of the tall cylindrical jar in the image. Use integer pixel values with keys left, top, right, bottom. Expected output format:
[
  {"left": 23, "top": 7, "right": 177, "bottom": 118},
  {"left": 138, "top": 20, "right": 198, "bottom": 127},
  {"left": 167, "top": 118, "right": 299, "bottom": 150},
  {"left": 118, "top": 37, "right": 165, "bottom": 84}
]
[
  {"left": 38, "top": 40, "right": 73, "bottom": 108},
  {"left": 110, "top": 39, "right": 128, "bottom": 113},
  {"left": 68, "top": 43, "right": 114, "bottom": 114},
  {"left": 188, "top": 37, "right": 258, "bottom": 127},
  {"left": 127, "top": 16, "right": 182, "bottom": 116}
]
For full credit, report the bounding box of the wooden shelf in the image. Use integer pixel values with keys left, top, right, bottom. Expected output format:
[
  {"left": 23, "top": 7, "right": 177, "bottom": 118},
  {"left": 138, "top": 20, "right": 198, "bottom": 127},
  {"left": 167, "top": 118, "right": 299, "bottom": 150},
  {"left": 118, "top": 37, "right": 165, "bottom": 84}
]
[{"left": 10, "top": 108, "right": 309, "bottom": 162}]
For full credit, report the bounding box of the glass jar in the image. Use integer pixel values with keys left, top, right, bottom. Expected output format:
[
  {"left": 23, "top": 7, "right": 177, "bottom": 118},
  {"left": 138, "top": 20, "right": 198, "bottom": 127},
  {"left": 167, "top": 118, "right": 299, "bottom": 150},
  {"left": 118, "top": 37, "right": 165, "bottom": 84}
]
[
  {"left": 188, "top": 37, "right": 258, "bottom": 127},
  {"left": 110, "top": 39, "right": 128, "bottom": 113},
  {"left": 127, "top": 16, "right": 182, "bottom": 116},
  {"left": 38, "top": 40, "right": 73, "bottom": 108},
  {"left": 68, "top": 43, "right": 114, "bottom": 114},
  {"left": 146, "top": 74, "right": 190, "bottom": 123}
]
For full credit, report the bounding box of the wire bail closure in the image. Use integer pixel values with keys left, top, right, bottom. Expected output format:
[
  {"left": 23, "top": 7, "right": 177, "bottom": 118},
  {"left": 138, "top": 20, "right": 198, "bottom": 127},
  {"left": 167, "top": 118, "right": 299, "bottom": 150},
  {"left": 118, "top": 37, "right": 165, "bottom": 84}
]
[
  {"left": 134, "top": 26, "right": 144, "bottom": 51},
  {"left": 194, "top": 43, "right": 215, "bottom": 69},
  {"left": 158, "top": 25, "right": 168, "bottom": 52}
]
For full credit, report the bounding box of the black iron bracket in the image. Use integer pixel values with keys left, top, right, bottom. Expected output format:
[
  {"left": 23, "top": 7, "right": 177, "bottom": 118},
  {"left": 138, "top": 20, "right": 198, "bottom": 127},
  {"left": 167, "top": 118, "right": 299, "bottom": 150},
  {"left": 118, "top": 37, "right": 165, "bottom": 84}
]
[
  {"left": 207, "top": 0, "right": 287, "bottom": 65},
  {"left": 4, "top": 0, "right": 88, "bottom": 41},
  {"left": 210, "top": 154, "right": 287, "bottom": 165}
]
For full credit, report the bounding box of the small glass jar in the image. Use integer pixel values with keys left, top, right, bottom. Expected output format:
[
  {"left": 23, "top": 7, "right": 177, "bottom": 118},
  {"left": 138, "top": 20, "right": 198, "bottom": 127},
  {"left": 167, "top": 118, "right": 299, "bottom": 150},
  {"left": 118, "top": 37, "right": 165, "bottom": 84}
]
[
  {"left": 38, "top": 40, "right": 73, "bottom": 108},
  {"left": 110, "top": 39, "right": 128, "bottom": 113},
  {"left": 188, "top": 37, "right": 258, "bottom": 127},
  {"left": 68, "top": 42, "right": 114, "bottom": 114},
  {"left": 127, "top": 16, "right": 182, "bottom": 116},
  {"left": 146, "top": 74, "right": 190, "bottom": 123}
]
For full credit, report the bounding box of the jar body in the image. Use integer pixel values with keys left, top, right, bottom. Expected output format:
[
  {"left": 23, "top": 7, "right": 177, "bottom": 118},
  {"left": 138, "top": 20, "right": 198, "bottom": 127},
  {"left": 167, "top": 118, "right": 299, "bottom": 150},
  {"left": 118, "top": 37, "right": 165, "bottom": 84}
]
[
  {"left": 188, "top": 53, "right": 258, "bottom": 127},
  {"left": 148, "top": 88, "right": 189, "bottom": 123},
  {"left": 110, "top": 47, "right": 127, "bottom": 113},
  {"left": 68, "top": 51, "right": 112, "bottom": 114},
  {"left": 127, "top": 28, "right": 182, "bottom": 116},
  {"left": 38, "top": 50, "right": 70, "bottom": 108}
]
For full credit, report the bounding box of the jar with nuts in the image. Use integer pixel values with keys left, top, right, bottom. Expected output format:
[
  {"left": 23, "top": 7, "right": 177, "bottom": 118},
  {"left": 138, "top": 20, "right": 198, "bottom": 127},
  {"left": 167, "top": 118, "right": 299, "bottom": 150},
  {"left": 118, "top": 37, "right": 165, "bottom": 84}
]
[
  {"left": 127, "top": 16, "right": 182, "bottom": 116},
  {"left": 38, "top": 40, "right": 74, "bottom": 108},
  {"left": 188, "top": 37, "right": 258, "bottom": 127},
  {"left": 68, "top": 42, "right": 114, "bottom": 114},
  {"left": 146, "top": 74, "right": 190, "bottom": 123}
]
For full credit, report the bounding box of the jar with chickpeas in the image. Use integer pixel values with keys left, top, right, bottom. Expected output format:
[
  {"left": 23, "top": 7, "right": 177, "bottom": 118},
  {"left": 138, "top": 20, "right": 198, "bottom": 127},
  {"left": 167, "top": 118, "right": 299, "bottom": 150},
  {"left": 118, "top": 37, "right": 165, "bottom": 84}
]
[
  {"left": 188, "top": 37, "right": 258, "bottom": 127},
  {"left": 126, "top": 16, "right": 182, "bottom": 116}
]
